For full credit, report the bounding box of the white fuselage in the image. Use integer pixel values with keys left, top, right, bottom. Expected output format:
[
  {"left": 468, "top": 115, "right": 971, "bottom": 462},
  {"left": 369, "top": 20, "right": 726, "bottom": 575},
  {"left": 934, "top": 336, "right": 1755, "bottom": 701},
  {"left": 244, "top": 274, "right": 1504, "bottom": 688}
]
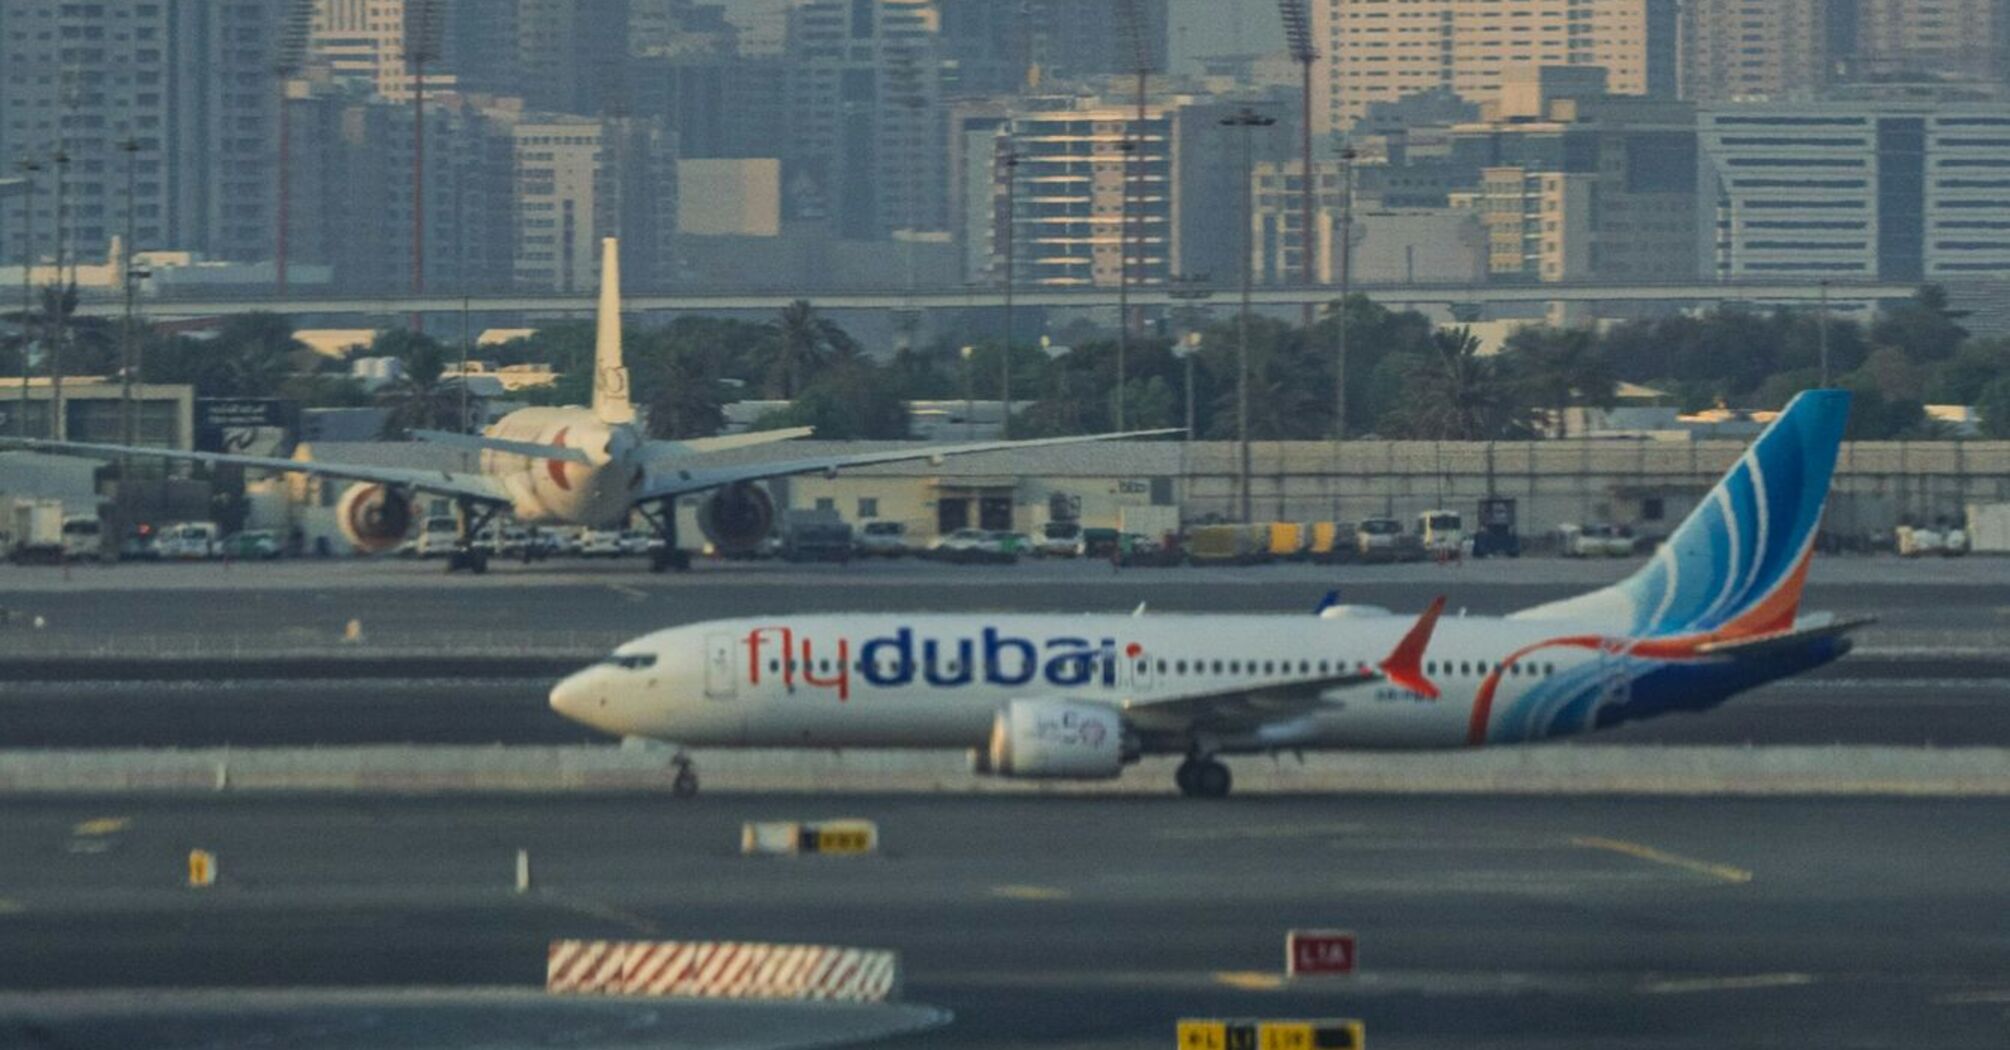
[
  {"left": 479, "top": 407, "right": 643, "bottom": 527},
  {"left": 549, "top": 613, "right": 1674, "bottom": 754}
]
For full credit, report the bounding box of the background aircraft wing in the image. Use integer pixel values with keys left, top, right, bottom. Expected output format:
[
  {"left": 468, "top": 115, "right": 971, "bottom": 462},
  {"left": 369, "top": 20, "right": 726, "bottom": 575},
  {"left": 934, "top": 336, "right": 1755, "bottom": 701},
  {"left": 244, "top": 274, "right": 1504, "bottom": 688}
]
[
  {"left": 1116, "top": 669, "right": 1381, "bottom": 735},
  {"left": 643, "top": 427, "right": 815, "bottom": 462},
  {"left": 636, "top": 429, "right": 1178, "bottom": 500},
  {"left": 0, "top": 437, "right": 510, "bottom": 505},
  {"left": 409, "top": 429, "right": 593, "bottom": 463}
]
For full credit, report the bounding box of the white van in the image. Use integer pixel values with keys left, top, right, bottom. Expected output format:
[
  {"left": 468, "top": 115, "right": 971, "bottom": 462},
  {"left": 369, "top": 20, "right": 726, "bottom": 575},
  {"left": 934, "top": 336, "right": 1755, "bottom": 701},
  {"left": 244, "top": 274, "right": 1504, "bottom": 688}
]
[
  {"left": 415, "top": 516, "right": 461, "bottom": 557},
  {"left": 60, "top": 515, "right": 103, "bottom": 561},
  {"left": 157, "top": 521, "right": 221, "bottom": 560},
  {"left": 1416, "top": 510, "right": 1464, "bottom": 554}
]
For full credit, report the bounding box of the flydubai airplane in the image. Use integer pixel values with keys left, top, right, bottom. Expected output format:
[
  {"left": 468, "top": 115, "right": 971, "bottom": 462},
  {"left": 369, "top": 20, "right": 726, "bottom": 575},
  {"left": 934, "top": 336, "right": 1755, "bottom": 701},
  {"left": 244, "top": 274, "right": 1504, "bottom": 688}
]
[
  {"left": 551, "top": 390, "right": 1868, "bottom": 798},
  {"left": 1, "top": 238, "right": 1166, "bottom": 572}
]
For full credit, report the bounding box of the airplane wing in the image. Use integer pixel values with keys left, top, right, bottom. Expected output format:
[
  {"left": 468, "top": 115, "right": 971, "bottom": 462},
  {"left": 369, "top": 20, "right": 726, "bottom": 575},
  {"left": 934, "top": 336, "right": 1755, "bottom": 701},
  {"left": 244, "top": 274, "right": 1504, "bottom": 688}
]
[
  {"left": 1117, "top": 597, "right": 1448, "bottom": 735},
  {"left": 0, "top": 436, "right": 510, "bottom": 505},
  {"left": 644, "top": 427, "right": 815, "bottom": 461},
  {"left": 636, "top": 429, "right": 1180, "bottom": 501}
]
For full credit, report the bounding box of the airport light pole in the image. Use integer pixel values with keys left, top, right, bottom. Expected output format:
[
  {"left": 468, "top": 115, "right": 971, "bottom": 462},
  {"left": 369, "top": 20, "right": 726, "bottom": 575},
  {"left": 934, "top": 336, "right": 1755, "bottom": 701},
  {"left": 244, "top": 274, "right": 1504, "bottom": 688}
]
[
  {"left": 1000, "top": 145, "right": 1018, "bottom": 439},
  {"left": 49, "top": 148, "right": 69, "bottom": 440},
  {"left": 1334, "top": 141, "right": 1356, "bottom": 440},
  {"left": 960, "top": 344, "right": 976, "bottom": 440},
  {"left": 14, "top": 158, "right": 39, "bottom": 439},
  {"left": 119, "top": 138, "right": 140, "bottom": 537},
  {"left": 1222, "top": 107, "right": 1275, "bottom": 523}
]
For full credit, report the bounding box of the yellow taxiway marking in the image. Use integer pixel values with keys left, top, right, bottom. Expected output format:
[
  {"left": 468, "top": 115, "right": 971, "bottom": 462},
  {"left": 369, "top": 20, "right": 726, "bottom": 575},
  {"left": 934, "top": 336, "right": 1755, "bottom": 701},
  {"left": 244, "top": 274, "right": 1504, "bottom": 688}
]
[
  {"left": 71, "top": 817, "right": 131, "bottom": 837},
  {"left": 1643, "top": 973, "right": 1813, "bottom": 994},
  {"left": 1570, "top": 835, "right": 1753, "bottom": 884},
  {"left": 1213, "top": 971, "right": 1287, "bottom": 991},
  {"left": 989, "top": 884, "right": 1070, "bottom": 902}
]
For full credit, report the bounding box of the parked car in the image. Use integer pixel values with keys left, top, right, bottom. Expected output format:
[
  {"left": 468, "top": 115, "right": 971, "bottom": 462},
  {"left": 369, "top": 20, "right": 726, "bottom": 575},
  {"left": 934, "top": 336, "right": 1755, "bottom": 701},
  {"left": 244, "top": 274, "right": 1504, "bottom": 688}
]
[
  {"left": 1355, "top": 518, "right": 1424, "bottom": 563},
  {"left": 781, "top": 513, "right": 853, "bottom": 563},
  {"left": 617, "top": 529, "right": 660, "bottom": 556},
  {"left": 1558, "top": 522, "right": 1636, "bottom": 558},
  {"left": 1035, "top": 521, "right": 1084, "bottom": 557},
  {"left": 1078, "top": 527, "right": 1122, "bottom": 559},
  {"left": 854, "top": 521, "right": 911, "bottom": 557},
  {"left": 930, "top": 527, "right": 1017, "bottom": 564},
  {"left": 219, "top": 529, "right": 283, "bottom": 560},
  {"left": 579, "top": 529, "right": 624, "bottom": 557}
]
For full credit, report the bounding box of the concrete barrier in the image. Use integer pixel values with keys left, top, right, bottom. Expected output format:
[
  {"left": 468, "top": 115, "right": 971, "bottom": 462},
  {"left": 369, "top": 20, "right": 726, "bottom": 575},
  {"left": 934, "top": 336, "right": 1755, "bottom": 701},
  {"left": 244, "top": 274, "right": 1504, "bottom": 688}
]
[
  {"left": 547, "top": 940, "right": 899, "bottom": 1002},
  {"left": 2, "top": 745, "right": 2010, "bottom": 795}
]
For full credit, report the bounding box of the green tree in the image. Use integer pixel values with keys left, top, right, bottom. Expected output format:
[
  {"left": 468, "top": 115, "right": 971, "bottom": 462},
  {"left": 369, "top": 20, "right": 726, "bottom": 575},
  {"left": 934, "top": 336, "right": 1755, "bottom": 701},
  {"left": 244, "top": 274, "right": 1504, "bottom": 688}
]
[
  {"left": 765, "top": 299, "right": 853, "bottom": 398},
  {"left": 1871, "top": 285, "right": 1967, "bottom": 363},
  {"left": 374, "top": 342, "right": 465, "bottom": 437},
  {"left": 752, "top": 361, "right": 909, "bottom": 439},
  {"left": 145, "top": 312, "right": 301, "bottom": 398},
  {"left": 1381, "top": 328, "right": 1536, "bottom": 441},
  {"left": 635, "top": 340, "right": 726, "bottom": 439},
  {"left": 1502, "top": 326, "right": 1617, "bottom": 438},
  {"left": 1977, "top": 375, "right": 2010, "bottom": 438}
]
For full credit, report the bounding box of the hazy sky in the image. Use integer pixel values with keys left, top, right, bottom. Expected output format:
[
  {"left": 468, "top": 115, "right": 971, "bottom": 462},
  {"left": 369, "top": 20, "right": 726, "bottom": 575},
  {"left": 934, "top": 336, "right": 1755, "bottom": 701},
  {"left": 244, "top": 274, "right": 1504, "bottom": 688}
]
[{"left": 1168, "top": 0, "right": 1286, "bottom": 71}]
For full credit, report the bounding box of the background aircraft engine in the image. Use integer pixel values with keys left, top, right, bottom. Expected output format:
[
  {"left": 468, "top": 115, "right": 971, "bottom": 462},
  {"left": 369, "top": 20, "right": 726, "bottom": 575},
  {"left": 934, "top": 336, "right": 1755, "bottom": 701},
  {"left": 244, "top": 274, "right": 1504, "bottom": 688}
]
[
  {"left": 336, "top": 483, "right": 416, "bottom": 553},
  {"left": 983, "top": 699, "right": 1125, "bottom": 779},
  {"left": 697, "top": 481, "right": 775, "bottom": 553}
]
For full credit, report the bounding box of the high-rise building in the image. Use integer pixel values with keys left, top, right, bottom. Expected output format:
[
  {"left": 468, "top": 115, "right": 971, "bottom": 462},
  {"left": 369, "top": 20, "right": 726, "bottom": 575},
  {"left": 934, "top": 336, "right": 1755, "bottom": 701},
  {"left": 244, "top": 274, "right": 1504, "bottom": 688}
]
[
  {"left": 1679, "top": 0, "right": 1831, "bottom": 104},
  {"left": 1309, "top": 0, "right": 1677, "bottom": 134},
  {"left": 500, "top": 112, "right": 677, "bottom": 292},
  {"left": 284, "top": 87, "right": 515, "bottom": 292},
  {"left": 307, "top": 0, "right": 451, "bottom": 101},
  {"left": 0, "top": 0, "right": 290, "bottom": 269},
  {"left": 783, "top": 0, "right": 949, "bottom": 239},
  {"left": 1856, "top": 0, "right": 2005, "bottom": 85},
  {"left": 1700, "top": 100, "right": 2010, "bottom": 283}
]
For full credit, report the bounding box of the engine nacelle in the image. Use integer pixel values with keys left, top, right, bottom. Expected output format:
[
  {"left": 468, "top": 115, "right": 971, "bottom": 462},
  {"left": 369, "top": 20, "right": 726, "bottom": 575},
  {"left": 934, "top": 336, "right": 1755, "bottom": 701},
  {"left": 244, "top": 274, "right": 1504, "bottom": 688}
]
[
  {"left": 697, "top": 482, "right": 775, "bottom": 554},
  {"left": 983, "top": 699, "right": 1125, "bottom": 779},
  {"left": 336, "top": 483, "right": 416, "bottom": 553}
]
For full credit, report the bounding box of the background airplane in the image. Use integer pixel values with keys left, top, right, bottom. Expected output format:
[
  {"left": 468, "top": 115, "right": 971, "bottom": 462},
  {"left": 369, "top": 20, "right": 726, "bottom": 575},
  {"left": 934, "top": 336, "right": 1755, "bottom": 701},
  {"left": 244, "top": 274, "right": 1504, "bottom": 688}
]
[
  {"left": 551, "top": 390, "right": 1866, "bottom": 797},
  {"left": 3, "top": 238, "right": 1169, "bottom": 572}
]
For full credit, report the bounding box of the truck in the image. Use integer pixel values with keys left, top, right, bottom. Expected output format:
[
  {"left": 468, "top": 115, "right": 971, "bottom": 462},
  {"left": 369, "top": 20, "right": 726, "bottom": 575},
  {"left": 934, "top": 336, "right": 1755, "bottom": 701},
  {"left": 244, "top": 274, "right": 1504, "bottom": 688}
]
[
  {"left": 1118, "top": 505, "right": 1182, "bottom": 547},
  {"left": 1185, "top": 524, "right": 1265, "bottom": 566},
  {"left": 779, "top": 509, "right": 853, "bottom": 563},
  {"left": 1967, "top": 503, "right": 2010, "bottom": 554},
  {"left": 7, "top": 499, "right": 66, "bottom": 564},
  {"left": 1470, "top": 497, "right": 1521, "bottom": 558}
]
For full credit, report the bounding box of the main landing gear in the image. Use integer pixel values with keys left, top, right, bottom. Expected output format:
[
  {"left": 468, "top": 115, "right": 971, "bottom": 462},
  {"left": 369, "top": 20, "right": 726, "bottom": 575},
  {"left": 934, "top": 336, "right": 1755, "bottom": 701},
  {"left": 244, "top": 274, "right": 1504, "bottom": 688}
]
[
  {"left": 636, "top": 499, "right": 691, "bottom": 574},
  {"left": 671, "top": 750, "right": 699, "bottom": 798},
  {"left": 1175, "top": 753, "right": 1232, "bottom": 799},
  {"left": 447, "top": 500, "right": 500, "bottom": 575}
]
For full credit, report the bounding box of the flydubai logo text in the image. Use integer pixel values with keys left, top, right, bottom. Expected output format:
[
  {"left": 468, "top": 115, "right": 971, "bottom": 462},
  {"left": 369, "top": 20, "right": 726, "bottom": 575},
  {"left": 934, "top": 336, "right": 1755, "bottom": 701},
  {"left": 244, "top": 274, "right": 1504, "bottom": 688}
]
[{"left": 746, "top": 626, "right": 1139, "bottom": 702}]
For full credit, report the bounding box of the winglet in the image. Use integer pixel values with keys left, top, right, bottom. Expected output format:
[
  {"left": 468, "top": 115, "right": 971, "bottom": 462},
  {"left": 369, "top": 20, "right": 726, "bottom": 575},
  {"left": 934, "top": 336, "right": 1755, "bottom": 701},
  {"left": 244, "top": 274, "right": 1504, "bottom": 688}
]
[
  {"left": 1313, "top": 589, "right": 1342, "bottom": 616},
  {"left": 1378, "top": 595, "right": 1447, "bottom": 700}
]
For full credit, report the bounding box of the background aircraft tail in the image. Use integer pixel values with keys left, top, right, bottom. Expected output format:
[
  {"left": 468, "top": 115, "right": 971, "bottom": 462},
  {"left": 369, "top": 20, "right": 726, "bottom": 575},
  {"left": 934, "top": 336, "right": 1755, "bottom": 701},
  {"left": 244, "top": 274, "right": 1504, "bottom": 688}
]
[
  {"left": 592, "top": 237, "right": 636, "bottom": 426},
  {"left": 1513, "top": 389, "right": 1851, "bottom": 641}
]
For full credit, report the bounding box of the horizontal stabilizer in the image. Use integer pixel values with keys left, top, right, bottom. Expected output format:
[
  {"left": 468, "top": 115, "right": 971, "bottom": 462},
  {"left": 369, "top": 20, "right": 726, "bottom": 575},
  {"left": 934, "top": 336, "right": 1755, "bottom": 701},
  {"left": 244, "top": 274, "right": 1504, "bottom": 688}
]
[
  {"left": 1693, "top": 615, "right": 1875, "bottom": 658},
  {"left": 645, "top": 427, "right": 815, "bottom": 461},
  {"left": 409, "top": 429, "right": 592, "bottom": 464}
]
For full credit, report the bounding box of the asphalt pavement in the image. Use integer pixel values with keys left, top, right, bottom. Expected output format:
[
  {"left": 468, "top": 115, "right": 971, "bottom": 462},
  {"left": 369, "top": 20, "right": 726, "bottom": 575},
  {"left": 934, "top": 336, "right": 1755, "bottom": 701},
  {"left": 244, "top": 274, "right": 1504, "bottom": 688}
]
[{"left": 0, "top": 794, "right": 2004, "bottom": 1049}]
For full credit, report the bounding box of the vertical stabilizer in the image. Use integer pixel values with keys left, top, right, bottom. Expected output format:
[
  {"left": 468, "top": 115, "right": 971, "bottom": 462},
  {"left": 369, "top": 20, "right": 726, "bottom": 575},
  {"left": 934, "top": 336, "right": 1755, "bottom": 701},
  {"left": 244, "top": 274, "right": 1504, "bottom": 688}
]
[
  {"left": 1512, "top": 389, "right": 1851, "bottom": 640},
  {"left": 592, "top": 237, "right": 635, "bottom": 425}
]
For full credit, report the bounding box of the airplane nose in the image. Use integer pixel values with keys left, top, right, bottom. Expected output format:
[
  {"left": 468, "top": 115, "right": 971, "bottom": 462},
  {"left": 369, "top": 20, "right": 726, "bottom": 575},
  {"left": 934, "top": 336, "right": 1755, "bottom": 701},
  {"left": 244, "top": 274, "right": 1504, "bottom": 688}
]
[{"left": 549, "top": 670, "right": 600, "bottom": 724}]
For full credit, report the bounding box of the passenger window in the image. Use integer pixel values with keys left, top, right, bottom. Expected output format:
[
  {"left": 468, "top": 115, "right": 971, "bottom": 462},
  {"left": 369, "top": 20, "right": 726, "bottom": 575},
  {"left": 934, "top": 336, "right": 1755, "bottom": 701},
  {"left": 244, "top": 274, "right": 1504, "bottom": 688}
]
[
  {"left": 1136, "top": 660, "right": 1147, "bottom": 673},
  {"left": 1212, "top": 660, "right": 1223, "bottom": 674},
  {"left": 1317, "top": 660, "right": 1329, "bottom": 674},
  {"left": 1176, "top": 660, "right": 1187, "bottom": 674},
  {"left": 1156, "top": 659, "right": 1166, "bottom": 674},
  {"left": 1229, "top": 661, "right": 1240, "bottom": 673}
]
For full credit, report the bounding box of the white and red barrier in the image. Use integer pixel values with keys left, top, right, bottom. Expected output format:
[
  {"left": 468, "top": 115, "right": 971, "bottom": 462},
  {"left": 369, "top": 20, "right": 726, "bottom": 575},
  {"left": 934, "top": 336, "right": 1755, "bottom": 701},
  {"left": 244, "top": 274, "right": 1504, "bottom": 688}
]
[{"left": 547, "top": 939, "right": 899, "bottom": 1002}]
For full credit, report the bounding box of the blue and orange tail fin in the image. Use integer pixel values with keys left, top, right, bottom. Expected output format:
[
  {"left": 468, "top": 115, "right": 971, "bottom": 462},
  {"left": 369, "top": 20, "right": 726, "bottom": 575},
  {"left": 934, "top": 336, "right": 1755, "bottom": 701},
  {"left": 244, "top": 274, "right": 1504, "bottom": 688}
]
[{"left": 1513, "top": 389, "right": 1851, "bottom": 641}]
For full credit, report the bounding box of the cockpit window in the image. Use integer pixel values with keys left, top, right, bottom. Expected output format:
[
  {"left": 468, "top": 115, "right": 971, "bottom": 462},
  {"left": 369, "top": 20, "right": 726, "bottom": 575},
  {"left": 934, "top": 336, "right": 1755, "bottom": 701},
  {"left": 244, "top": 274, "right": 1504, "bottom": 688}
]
[{"left": 605, "top": 653, "right": 657, "bottom": 670}]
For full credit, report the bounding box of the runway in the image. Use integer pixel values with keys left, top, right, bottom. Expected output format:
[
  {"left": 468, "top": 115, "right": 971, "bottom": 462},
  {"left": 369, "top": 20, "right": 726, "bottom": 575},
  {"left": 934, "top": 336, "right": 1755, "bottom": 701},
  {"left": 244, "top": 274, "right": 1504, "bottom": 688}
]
[{"left": 1, "top": 794, "right": 2004, "bottom": 1049}]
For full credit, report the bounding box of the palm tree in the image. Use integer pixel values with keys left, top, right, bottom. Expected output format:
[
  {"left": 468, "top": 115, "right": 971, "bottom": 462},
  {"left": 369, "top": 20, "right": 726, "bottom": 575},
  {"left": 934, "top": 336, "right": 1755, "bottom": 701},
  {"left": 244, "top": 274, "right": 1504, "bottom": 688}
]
[
  {"left": 639, "top": 345, "right": 726, "bottom": 439},
  {"left": 1387, "top": 328, "right": 1535, "bottom": 441},
  {"left": 765, "top": 299, "right": 850, "bottom": 398},
  {"left": 1505, "top": 326, "right": 1616, "bottom": 438},
  {"left": 376, "top": 344, "right": 464, "bottom": 438}
]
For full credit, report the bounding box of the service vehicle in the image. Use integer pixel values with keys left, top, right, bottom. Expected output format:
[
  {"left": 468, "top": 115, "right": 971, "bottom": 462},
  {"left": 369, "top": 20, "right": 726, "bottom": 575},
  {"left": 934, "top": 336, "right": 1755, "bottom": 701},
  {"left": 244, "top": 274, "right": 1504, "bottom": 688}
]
[
  {"left": 579, "top": 529, "right": 624, "bottom": 557},
  {"left": 1355, "top": 518, "right": 1423, "bottom": 563},
  {"left": 1034, "top": 520, "right": 1083, "bottom": 557},
  {"left": 156, "top": 521, "right": 221, "bottom": 560},
  {"left": 1470, "top": 498, "right": 1521, "bottom": 558},
  {"left": 219, "top": 529, "right": 282, "bottom": 560},
  {"left": 1416, "top": 509, "right": 1464, "bottom": 555},
  {"left": 1558, "top": 522, "right": 1636, "bottom": 558},
  {"left": 854, "top": 521, "right": 911, "bottom": 558},
  {"left": 7, "top": 499, "right": 66, "bottom": 564},
  {"left": 414, "top": 516, "right": 461, "bottom": 558},
  {"left": 779, "top": 510, "right": 853, "bottom": 563},
  {"left": 60, "top": 514, "right": 103, "bottom": 561}
]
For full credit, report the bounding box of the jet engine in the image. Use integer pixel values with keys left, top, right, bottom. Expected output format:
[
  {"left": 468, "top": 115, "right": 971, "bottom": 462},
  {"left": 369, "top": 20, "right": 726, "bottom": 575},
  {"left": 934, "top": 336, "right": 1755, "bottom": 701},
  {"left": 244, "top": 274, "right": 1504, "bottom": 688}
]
[
  {"left": 697, "top": 482, "right": 775, "bottom": 554},
  {"left": 336, "top": 483, "right": 417, "bottom": 553},
  {"left": 978, "top": 699, "right": 1126, "bottom": 779}
]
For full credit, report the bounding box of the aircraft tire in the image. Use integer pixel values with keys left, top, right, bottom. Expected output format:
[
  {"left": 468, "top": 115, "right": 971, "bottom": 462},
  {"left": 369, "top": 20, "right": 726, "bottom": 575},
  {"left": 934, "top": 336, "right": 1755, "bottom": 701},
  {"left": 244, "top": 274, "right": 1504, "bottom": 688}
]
[
  {"left": 1174, "top": 759, "right": 1199, "bottom": 797},
  {"left": 1192, "top": 760, "right": 1231, "bottom": 799},
  {"left": 468, "top": 550, "right": 489, "bottom": 575}
]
